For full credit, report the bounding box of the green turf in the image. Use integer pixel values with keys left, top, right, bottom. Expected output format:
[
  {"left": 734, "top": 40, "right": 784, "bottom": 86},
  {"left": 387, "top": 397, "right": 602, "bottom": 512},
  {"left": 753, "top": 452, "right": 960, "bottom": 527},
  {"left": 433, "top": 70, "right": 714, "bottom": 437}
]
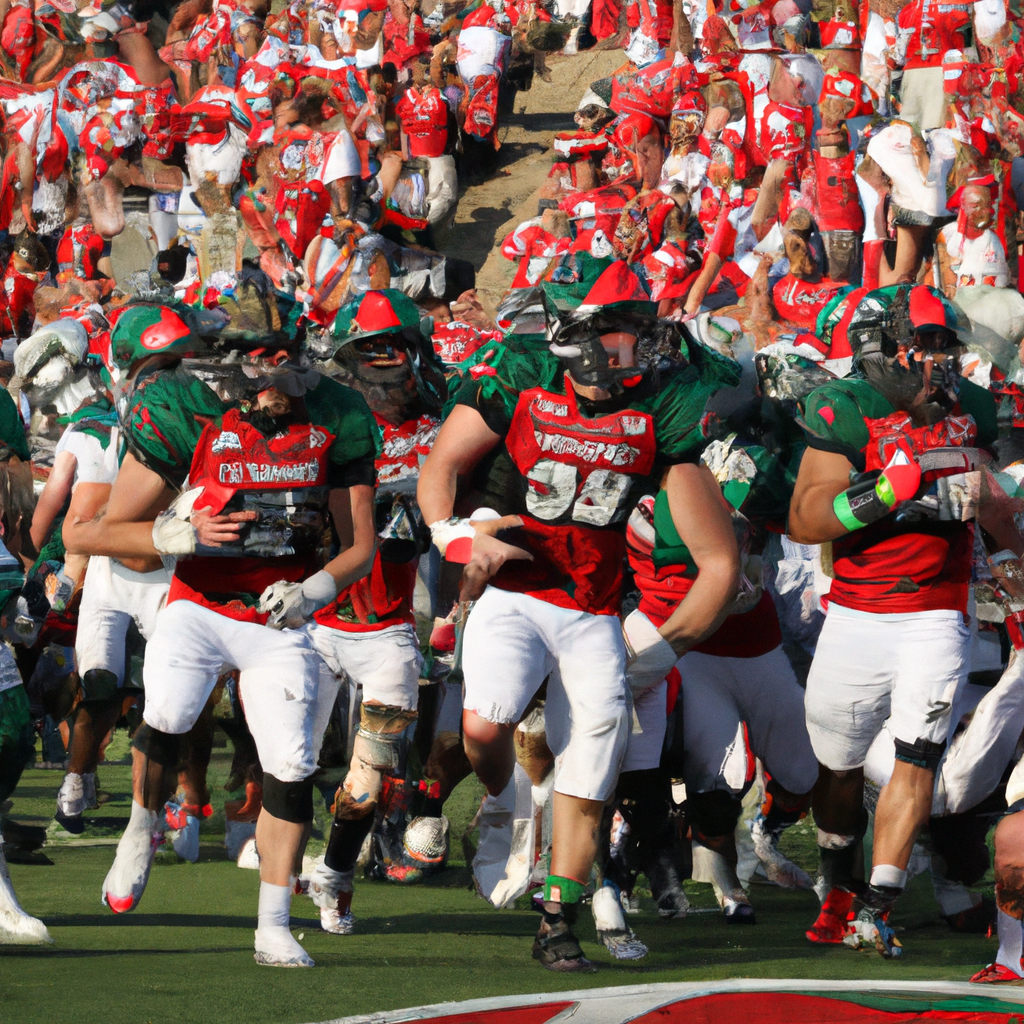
[{"left": 0, "top": 751, "right": 1008, "bottom": 1024}]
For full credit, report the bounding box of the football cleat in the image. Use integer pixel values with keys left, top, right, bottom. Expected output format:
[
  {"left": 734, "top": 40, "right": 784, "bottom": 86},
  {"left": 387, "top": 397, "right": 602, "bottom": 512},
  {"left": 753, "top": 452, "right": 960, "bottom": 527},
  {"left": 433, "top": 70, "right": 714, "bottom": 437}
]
[
  {"left": 102, "top": 811, "right": 162, "bottom": 914},
  {"left": 307, "top": 860, "right": 355, "bottom": 935},
  {"left": 723, "top": 892, "right": 756, "bottom": 925},
  {"left": 592, "top": 885, "right": 647, "bottom": 960},
  {"left": 806, "top": 887, "right": 853, "bottom": 944},
  {"left": 844, "top": 907, "right": 902, "bottom": 958},
  {"left": 0, "top": 843, "right": 52, "bottom": 945},
  {"left": 320, "top": 907, "right": 355, "bottom": 935},
  {"left": 944, "top": 897, "right": 996, "bottom": 934},
  {"left": 532, "top": 905, "right": 596, "bottom": 973},
  {"left": 253, "top": 927, "right": 314, "bottom": 968},
  {"left": 164, "top": 802, "right": 200, "bottom": 863},
  {"left": 970, "top": 963, "right": 1024, "bottom": 984}
]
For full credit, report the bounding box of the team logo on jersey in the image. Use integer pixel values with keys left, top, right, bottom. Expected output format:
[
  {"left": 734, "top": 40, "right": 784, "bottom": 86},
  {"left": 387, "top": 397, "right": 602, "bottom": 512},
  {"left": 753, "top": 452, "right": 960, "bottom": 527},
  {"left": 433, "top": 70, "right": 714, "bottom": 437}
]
[
  {"left": 309, "top": 427, "right": 328, "bottom": 449},
  {"left": 211, "top": 430, "right": 242, "bottom": 454}
]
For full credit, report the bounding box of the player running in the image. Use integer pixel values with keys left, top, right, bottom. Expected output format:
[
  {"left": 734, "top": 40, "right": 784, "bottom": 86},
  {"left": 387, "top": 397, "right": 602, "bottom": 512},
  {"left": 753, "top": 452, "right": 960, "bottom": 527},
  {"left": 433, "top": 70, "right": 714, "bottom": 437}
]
[
  {"left": 66, "top": 325, "right": 379, "bottom": 968},
  {"left": 418, "top": 262, "right": 739, "bottom": 970},
  {"left": 788, "top": 285, "right": 1018, "bottom": 956}
]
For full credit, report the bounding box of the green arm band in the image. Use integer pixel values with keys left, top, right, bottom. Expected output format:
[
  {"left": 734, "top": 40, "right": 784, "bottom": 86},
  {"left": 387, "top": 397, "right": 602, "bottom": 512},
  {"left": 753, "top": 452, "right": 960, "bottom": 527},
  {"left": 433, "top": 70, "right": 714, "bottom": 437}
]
[{"left": 833, "top": 473, "right": 898, "bottom": 533}]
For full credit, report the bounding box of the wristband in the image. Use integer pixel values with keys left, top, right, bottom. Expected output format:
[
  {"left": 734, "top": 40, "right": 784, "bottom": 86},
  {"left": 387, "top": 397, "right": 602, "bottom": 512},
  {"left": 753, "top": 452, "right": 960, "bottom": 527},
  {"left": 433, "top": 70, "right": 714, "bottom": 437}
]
[
  {"left": 428, "top": 517, "right": 476, "bottom": 562},
  {"left": 833, "top": 457, "right": 921, "bottom": 532},
  {"left": 832, "top": 474, "right": 893, "bottom": 532}
]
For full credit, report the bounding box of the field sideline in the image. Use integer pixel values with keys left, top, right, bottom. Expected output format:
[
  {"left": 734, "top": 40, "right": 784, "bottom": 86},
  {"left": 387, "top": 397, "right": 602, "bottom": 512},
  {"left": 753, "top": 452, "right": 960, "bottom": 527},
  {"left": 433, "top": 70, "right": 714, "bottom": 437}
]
[{"left": 0, "top": 747, "right": 1011, "bottom": 1024}]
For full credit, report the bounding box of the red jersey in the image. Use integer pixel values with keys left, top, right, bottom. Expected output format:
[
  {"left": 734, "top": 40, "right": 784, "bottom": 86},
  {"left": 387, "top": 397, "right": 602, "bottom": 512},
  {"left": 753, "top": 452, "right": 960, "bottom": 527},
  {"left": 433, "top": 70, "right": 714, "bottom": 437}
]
[
  {"left": 801, "top": 378, "right": 993, "bottom": 615},
  {"left": 395, "top": 86, "right": 448, "bottom": 158},
  {"left": 626, "top": 494, "right": 781, "bottom": 658},
  {"left": 896, "top": 0, "right": 970, "bottom": 70},
  {"left": 169, "top": 408, "right": 334, "bottom": 624},
  {"left": 492, "top": 384, "right": 658, "bottom": 616},
  {"left": 0, "top": 262, "right": 43, "bottom": 339},
  {"left": 315, "top": 413, "right": 439, "bottom": 633},
  {"left": 57, "top": 223, "right": 108, "bottom": 281}
]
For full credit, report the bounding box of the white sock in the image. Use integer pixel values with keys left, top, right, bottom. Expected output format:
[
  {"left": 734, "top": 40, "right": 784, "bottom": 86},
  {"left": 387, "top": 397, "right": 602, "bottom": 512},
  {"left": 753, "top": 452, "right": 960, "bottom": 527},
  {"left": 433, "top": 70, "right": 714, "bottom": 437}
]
[
  {"left": 995, "top": 907, "right": 1024, "bottom": 975},
  {"left": 257, "top": 881, "right": 292, "bottom": 932},
  {"left": 128, "top": 801, "right": 158, "bottom": 833},
  {"left": 869, "top": 864, "right": 907, "bottom": 890}
]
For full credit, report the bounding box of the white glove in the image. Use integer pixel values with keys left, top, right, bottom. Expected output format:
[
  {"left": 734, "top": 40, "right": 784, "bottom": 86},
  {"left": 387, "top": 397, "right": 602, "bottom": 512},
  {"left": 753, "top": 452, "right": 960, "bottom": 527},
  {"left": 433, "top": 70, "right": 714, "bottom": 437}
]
[
  {"left": 622, "top": 608, "right": 678, "bottom": 693},
  {"left": 152, "top": 487, "right": 204, "bottom": 556},
  {"left": 258, "top": 569, "right": 338, "bottom": 630}
]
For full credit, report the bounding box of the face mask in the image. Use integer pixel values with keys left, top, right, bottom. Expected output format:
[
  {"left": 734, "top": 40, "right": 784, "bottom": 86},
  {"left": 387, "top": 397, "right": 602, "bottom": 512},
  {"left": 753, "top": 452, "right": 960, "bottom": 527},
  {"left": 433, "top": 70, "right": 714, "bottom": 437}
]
[{"left": 861, "top": 352, "right": 926, "bottom": 411}]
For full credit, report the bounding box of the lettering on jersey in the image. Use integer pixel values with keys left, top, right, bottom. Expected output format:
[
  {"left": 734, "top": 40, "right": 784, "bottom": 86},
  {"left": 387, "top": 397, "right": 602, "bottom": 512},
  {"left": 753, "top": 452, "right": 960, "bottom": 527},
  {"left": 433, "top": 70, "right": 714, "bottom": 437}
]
[
  {"left": 536, "top": 431, "right": 642, "bottom": 468},
  {"left": 219, "top": 462, "right": 245, "bottom": 484},
  {"left": 221, "top": 460, "right": 324, "bottom": 484},
  {"left": 534, "top": 397, "right": 569, "bottom": 417},
  {"left": 211, "top": 430, "right": 242, "bottom": 453}
]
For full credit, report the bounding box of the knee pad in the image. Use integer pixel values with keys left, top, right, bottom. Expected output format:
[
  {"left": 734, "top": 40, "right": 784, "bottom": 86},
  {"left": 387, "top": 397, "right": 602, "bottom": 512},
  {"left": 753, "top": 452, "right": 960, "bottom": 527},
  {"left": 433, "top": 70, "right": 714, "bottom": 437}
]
[
  {"left": 894, "top": 736, "right": 946, "bottom": 772},
  {"left": 262, "top": 774, "right": 314, "bottom": 824},
  {"left": 79, "top": 669, "right": 121, "bottom": 711},
  {"left": 131, "top": 724, "right": 181, "bottom": 767},
  {"left": 687, "top": 789, "right": 743, "bottom": 840}
]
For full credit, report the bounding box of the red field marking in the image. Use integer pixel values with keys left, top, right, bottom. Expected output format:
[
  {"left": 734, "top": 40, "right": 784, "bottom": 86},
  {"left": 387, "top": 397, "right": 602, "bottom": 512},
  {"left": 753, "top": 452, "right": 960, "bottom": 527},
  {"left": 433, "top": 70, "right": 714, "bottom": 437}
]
[{"left": 629, "top": 992, "right": 1024, "bottom": 1023}]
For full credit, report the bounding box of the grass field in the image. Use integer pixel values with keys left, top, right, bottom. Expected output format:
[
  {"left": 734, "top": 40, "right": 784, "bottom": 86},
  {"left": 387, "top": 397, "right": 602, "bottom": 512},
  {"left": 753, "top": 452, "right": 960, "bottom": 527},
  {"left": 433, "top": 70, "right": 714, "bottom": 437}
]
[{"left": 0, "top": 743, "right": 1008, "bottom": 1024}]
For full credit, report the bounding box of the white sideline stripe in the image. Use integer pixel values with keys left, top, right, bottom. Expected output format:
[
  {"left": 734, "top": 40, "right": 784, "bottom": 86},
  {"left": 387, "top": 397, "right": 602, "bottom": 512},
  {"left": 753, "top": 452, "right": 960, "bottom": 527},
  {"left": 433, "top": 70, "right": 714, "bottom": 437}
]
[{"left": 306, "top": 978, "right": 1024, "bottom": 1024}]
